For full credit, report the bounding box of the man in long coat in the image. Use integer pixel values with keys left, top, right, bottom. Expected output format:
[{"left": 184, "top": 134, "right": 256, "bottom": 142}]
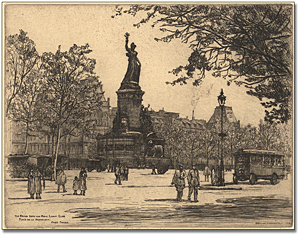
[
  {"left": 28, "top": 169, "right": 42, "bottom": 199},
  {"left": 171, "top": 165, "right": 186, "bottom": 202},
  {"left": 114, "top": 164, "right": 122, "bottom": 185},
  {"left": 124, "top": 165, "right": 129, "bottom": 181},
  {"left": 187, "top": 164, "right": 200, "bottom": 202},
  {"left": 204, "top": 165, "right": 210, "bottom": 182},
  {"left": 56, "top": 169, "right": 67, "bottom": 193}
]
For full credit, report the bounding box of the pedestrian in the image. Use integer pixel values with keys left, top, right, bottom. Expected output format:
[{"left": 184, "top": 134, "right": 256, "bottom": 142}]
[
  {"left": 73, "top": 176, "right": 79, "bottom": 195},
  {"left": 151, "top": 164, "right": 157, "bottom": 175},
  {"left": 42, "top": 171, "right": 46, "bottom": 189},
  {"left": 56, "top": 169, "right": 67, "bottom": 193},
  {"left": 285, "top": 166, "right": 289, "bottom": 180},
  {"left": 187, "top": 164, "right": 200, "bottom": 202},
  {"left": 171, "top": 164, "right": 186, "bottom": 202},
  {"left": 211, "top": 167, "right": 217, "bottom": 186},
  {"left": 79, "top": 167, "right": 88, "bottom": 195},
  {"left": 28, "top": 168, "right": 42, "bottom": 199},
  {"left": 120, "top": 164, "right": 125, "bottom": 181},
  {"left": 114, "top": 163, "right": 122, "bottom": 185},
  {"left": 204, "top": 165, "right": 210, "bottom": 182},
  {"left": 124, "top": 165, "right": 129, "bottom": 181}
]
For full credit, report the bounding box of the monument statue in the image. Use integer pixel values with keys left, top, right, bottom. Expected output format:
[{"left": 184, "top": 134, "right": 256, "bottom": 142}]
[{"left": 120, "top": 32, "right": 141, "bottom": 90}]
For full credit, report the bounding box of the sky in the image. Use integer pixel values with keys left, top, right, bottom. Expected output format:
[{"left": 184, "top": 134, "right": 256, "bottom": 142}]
[{"left": 4, "top": 3, "right": 267, "bottom": 126}]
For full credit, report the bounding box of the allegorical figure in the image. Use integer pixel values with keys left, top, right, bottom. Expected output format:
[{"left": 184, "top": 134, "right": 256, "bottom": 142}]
[
  {"left": 171, "top": 165, "right": 186, "bottom": 202},
  {"left": 121, "top": 32, "right": 141, "bottom": 89},
  {"left": 187, "top": 164, "right": 200, "bottom": 202}
]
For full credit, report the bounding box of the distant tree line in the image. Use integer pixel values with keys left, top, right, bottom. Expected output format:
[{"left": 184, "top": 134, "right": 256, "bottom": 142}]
[{"left": 153, "top": 118, "right": 292, "bottom": 168}]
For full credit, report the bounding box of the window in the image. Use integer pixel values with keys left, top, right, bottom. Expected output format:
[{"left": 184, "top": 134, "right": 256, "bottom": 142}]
[
  {"left": 263, "top": 156, "right": 272, "bottom": 166},
  {"left": 274, "top": 156, "right": 284, "bottom": 167},
  {"left": 251, "top": 155, "right": 263, "bottom": 165}
]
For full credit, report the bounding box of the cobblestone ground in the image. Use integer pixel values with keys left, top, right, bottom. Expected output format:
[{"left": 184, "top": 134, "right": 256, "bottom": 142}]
[{"left": 4, "top": 169, "right": 293, "bottom": 229}]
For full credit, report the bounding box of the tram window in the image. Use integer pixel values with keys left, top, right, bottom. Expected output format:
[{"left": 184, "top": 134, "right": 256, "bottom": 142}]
[
  {"left": 251, "top": 155, "right": 262, "bottom": 165},
  {"left": 263, "top": 156, "right": 272, "bottom": 166},
  {"left": 276, "top": 157, "right": 284, "bottom": 166}
]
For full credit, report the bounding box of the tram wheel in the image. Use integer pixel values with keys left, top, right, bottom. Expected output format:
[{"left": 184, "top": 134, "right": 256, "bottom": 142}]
[
  {"left": 233, "top": 175, "right": 238, "bottom": 184},
  {"left": 271, "top": 173, "right": 278, "bottom": 185}
]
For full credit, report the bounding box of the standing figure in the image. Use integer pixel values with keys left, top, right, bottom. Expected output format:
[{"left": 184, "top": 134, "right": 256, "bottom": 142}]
[
  {"left": 73, "top": 176, "right": 79, "bottom": 195},
  {"left": 171, "top": 165, "right": 186, "bottom": 202},
  {"left": 187, "top": 164, "right": 200, "bottom": 202},
  {"left": 204, "top": 165, "right": 210, "bottom": 182},
  {"left": 120, "top": 33, "right": 141, "bottom": 90},
  {"left": 285, "top": 166, "right": 289, "bottom": 180},
  {"left": 79, "top": 167, "right": 88, "bottom": 196},
  {"left": 28, "top": 169, "right": 42, "bottom": 199},
  {"left": 114, "top": 164, "right": 122, "bottom": 185},
  {"left": 211, "top": 166, "right": 218, "bottom": 186},
  {"left": 120, "top": 164, "right": 125, "bottom": 181},
  {"left": 56, "top": 169, "right": 67, "bottom": 193},
  {"left": 124, "top": 165, "right": 129, "bottom": 181},
  {"left": 151, "top": 164, "right": 157, "bottom": 175}
]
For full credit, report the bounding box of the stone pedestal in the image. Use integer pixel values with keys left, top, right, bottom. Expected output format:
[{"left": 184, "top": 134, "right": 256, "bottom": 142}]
[{"left": 116, "top": 88, "right": 144, "bottom": 132}]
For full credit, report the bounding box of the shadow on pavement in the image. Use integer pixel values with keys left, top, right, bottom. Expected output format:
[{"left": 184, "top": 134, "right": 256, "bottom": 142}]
[
  {"left": 8, "top": 197, "right": 33, "bottom": 200},
  {"left": 145, "top": 198, "right": 178, "bottom": 202},
  {"left": 122, "top": 185, "right": 172, "bottom": 188},
  {"left": 65, "top": 195, "right": 292, "bottom": 227},
  {"left": 225, "top": 180, "right": 278, "bottom": 186}
]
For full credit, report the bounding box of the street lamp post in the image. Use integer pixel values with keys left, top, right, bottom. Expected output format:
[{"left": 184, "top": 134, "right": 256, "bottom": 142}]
[{"left": 218, "top": 89, "right": 226, "bottom": 186}]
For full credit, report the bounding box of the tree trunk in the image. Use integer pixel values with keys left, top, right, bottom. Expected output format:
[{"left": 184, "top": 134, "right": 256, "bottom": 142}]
[
  {"left": 205, "top": 140, "right": 208, "bottom": 166},
  {"left": 24, "top": 122, "right": 29, "bottom": 154},
  {"left": 52, "top": 132, "right": 55, "bottom": 156},
  {"left": 47, "top": 134, "right": 50, "bottom": 154},
  {"left": 53, "top": 127, "right": 61, "bottom": 181}
]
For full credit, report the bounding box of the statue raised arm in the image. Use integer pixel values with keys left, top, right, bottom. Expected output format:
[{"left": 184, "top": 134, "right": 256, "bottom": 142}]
[{"left": 120, "top": 33, "right": 141, "bottom": 90}]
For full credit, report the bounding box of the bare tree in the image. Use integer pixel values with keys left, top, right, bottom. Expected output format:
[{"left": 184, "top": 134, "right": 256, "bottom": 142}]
[
  {"left": 38, "top": 44, "right": 103, "bottom": 179},
  {"left": 8, "top": 68, "right": 43, "bottom": 154},
  {"left": 5, "top": 30, "right": 39, "bottom": 114}
]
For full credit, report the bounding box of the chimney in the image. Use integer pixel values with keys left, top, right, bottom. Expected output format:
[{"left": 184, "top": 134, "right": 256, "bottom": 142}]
[{"left": 192, "top": 110, "right": 195, "bottom": 120}]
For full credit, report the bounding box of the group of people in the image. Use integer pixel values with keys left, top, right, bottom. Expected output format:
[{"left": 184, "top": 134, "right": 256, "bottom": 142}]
[
  {"left": 171, "top": 164, "right": 201, "bottom": 202},
  {"left": 71, "top": 167, "right": 88, "bottom": 195},
  {"left": 171, "top": 164, "right": 214, "bottom": 202},
  {"left": 27, "top": 167, "right": 88, "bottom": 199},
  {"left": 114, "top": 164, "right": 129, "bottom": 185},
  {"left": 28, "top": 168, "right": 43, "bottom": 199}
]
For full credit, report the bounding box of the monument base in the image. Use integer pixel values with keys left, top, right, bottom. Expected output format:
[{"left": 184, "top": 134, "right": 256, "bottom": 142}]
[{"left": 116, "top": 88, "right": 145, "bottom": 133}]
